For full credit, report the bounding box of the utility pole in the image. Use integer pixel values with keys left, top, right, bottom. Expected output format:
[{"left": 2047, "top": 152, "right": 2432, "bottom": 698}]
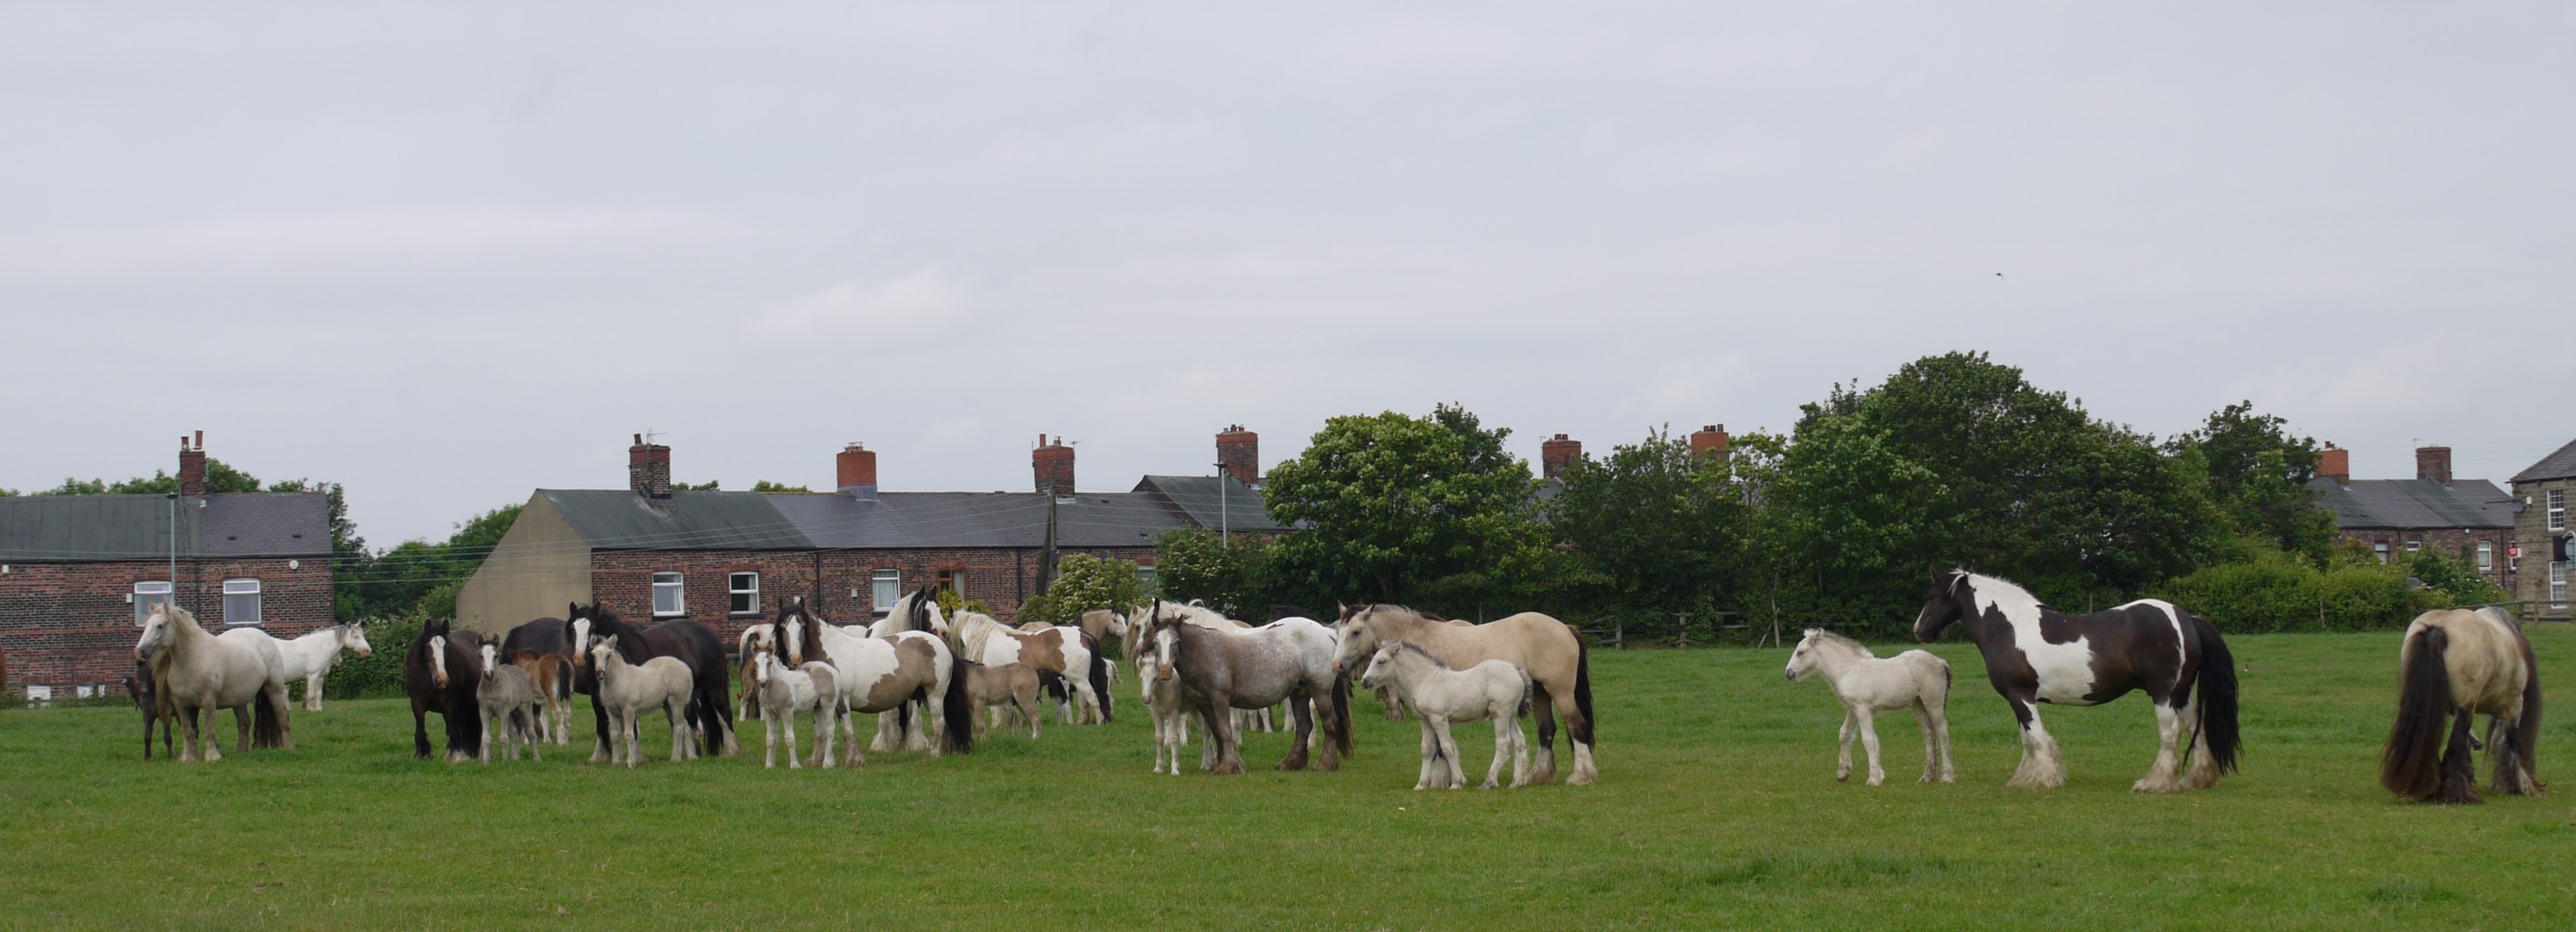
[
  {"left": 166, "top": 492, "right": 179, "bottom": 610},
  {"left": 1040, "top": 491, "right": 1060, "bottom": 592},
  {"left": 1216, "top": 462, "right": 1229, "bottom": 546}
]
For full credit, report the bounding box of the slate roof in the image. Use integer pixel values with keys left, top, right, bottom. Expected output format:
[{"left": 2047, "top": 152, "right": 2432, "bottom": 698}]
[
  {"left": 0, "top": 492, "right": 333, "bottom": 562},
  {"left": 1132, "top": 475, "right": 1288, "bottom": 533},
  {"left": 2511, "top": 438, "right": 2576, "bottom": 485},
  {"left": 2305, "top": 478, "right": 2516, "bottom": 530},
  {"left": 536, "top": 490, "right": 811, "bottom": 550}
]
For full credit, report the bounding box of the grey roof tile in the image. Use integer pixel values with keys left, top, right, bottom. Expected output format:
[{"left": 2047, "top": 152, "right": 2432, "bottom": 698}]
[
  {"left": 2306, "top": 477, "right": 2515, "bottom": 530},
  {"left": 0, "top": 492, "right": 332, "bottom": 561},
  {"left": 2510, "top": 438, "right": 2576, "bottom": 485}
]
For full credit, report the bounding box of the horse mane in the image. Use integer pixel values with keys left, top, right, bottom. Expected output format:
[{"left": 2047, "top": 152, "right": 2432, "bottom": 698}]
[
  {"left": 952, "top": 609, "right": 1002, "bottom": 658},
  {"left": 1381, "top": 640, "right": 1452, "bottom": 670},
  {"left": 1802, "top": 628, "right": 1875, "bottom": 658}
]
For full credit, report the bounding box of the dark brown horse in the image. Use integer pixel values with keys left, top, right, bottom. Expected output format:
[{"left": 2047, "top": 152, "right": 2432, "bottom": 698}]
[
  {"left": 125, "top": 659, "right": 175, "bottom": 759},
  {"left": 404, "top": 618, "right": 485, "bottom": 762},
  {"left": 568, "top": 603, "right": 734, "bottom": 760}
]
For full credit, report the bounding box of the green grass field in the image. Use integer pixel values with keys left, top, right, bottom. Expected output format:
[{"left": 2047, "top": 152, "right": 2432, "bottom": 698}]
[{"left": 3, "top": 628, "right": 2571, "bottom": 930}]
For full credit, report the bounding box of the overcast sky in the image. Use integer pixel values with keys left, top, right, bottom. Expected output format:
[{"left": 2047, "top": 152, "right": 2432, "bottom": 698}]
[{"left": 3, "top": 3, "right": 2569, "bottom": 545}]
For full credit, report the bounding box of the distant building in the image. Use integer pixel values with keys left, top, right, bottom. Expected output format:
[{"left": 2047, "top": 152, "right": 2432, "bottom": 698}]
[
  {"left": 451, "top": 429, "right": 1288, "bottom": 641},
  {"left": 2507, "top": 437, "right": 2576, "bottom": 622},
  {"left": 0, "top": 433, "right": 335, "bottom": 700},
  {"left": 2305, "top": 443, "right": 2515, "bottom": 589}
]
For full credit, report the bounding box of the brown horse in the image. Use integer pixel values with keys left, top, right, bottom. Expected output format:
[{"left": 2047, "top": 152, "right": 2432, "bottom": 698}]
[
  {"left": 952, "top": 609, "right": 1110, "bottom": 725},
  {"left": 1335, "top": 604, "right": 1596, "bottom": 785},
  {"left": 404, "top": 618, "right": 484, "bottom": 762},
  {"left": 2382, "top": 607, "right": 2545, "bottom": 803},
  {"left": 125, "top": 659, "right": 175, "bottom": 759}
]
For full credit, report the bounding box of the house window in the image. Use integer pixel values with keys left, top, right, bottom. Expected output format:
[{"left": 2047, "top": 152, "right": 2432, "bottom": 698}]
[
  {"left": 133, "top": 581, "right": 172, "bottom": 627},
  {"left": 652, "top": 572, "right": 685, "bottom": 617},
  {"left": 937, "top": 569, "right": 967, "bottom": 600},
  {"left": 2478, "top": 541, "right": 2493, "bottom": 572},
  {"left": 2373, "top": 541, "right": 2390, "bottom": 563},
  {"left": 222, "top": 578, "right": 262, "bottom": 625},
  {"left": 871, "top": 569, "right": 900, "bottom": 615},
  {"left": 1135, "top": 565, "right": 1157, "bottom": 595},
  {"left": 2553, "top": 561, "right": 2568, "bottom": 606},
  {"left": 728, "top": 572, "right": 760, "bottom": 615},
  {"left": 2405, "top": 538, "right": 2420, "bottom": 554},
  {"left": 2551, "top": 489, "right": 2566, "bottom": 532}
]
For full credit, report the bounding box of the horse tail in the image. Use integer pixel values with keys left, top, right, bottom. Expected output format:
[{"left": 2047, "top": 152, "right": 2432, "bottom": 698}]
[
  {"left": 1571, "top": 633, "right": 1596, "bottom": 746},
  {"left": 1086, "top": 636, "right": 1114, "bottom": 725},
  {"left": 2381, "top": 625, "right": 2454, "bottom": 800},
  {"left": 1330, "top": 663, "right": 1354, "bottom": 758},
  {"left": 2192, "top": 616, "right": 2238, "bottom": 775},
  {"left": 1516, "top": 668, "right": 1534, "bottom": 718},
  {"left": 253, "top": 684, "right": 289, "bottom": 749},
  {"left": 2507, "top": 630, "right": 2544, "bottom": 794},
  {"left": 941, "top": 647, "right": 976, "bottom": 756}
]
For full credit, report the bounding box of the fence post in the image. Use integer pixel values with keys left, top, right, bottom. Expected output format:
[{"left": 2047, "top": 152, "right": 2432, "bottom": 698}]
[{"left": 1675, "top": 612, "right": 1690, "bottom": 649}]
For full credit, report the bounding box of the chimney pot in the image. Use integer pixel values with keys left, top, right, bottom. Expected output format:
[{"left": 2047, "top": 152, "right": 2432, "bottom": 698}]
[
  {"left": 1216, "top": 425, "right": 1261, "bottom": 486},
  {"left": 1540, "top": 433, "right": 1582, "bottom": 481},
  {"left": 2319, "top": 443, "right": 2350, "bottom": 485},
  {"left": 836, "top": 442, "right": 879, "bottom": 500},
  {"left": 1033, "top": 435, "right": 1076, "bottom": 496},
  {"left": 2415, "top": 444, "right": 2453, "bottom": 486},
  {"left": 628, "top": 435, "right": 672, "bottom": 499},
  {"left": 177, "top": 430, "right": 209, "bottom": 498}
]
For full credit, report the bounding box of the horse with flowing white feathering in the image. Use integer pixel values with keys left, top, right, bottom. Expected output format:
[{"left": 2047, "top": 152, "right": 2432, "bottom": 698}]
[
  {"left": 216, "top": 622, "right": 372, "bottom": 712},
  {"left": 134, "top": 603, "right": 293, "bottom": 762},
  {"left": 1784, "top": 629, "right": 1953, "bottom": 786},
  {"left": 1358, "top": 641, "right": 1531, "bottom": 790},
  {"left": 1915, "top": 570, "right": 2239, "bottom": 792},
  {"left": 1334, "top": 604, "right": 1596, "bottom": 785},
  {"left": 776, "top": 594, "right": 972, "bottom": 762}
]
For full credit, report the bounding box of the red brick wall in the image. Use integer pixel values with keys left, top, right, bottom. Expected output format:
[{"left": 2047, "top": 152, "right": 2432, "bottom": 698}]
[
  {"left": 584, "top": 546, "right": 1157, "bottom": 647},
  {"left": 0, "top": 557, "right": 333, "bottom": 697}
]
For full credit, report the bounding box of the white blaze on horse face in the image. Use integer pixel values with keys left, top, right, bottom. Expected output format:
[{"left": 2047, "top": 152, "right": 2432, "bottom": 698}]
[
  {"left": 480, "top": 641, "right": 499, "bottom": 676},
  {"left": 569, "top": 618, "right": 593, "bottom": 667},
  {"left": 428, "top": 635, "right": 450, "bottom": 687},
  {"left": 1969, "top": 573, "right": 2097, "bottom": 706}
]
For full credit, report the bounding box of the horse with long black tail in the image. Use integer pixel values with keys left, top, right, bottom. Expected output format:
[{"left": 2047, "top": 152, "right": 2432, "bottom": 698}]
[
  {"left": 566, "top": 603, "right": 735, "bottom": 761},
  {"left": 1333, "top": 604, "right": 1594, "bottom": 784},
  {"left": 2380, "top": 606, "right": 2543, "bottom": 803},
  {"left": 1914, "top": 570, "right": 2239, "bottom": 791}
]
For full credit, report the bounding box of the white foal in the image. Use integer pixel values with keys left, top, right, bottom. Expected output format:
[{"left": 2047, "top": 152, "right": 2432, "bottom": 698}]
[
  {"left": 753, "top": 644, "right": 839, "bottom": 769},
  {"left": 1135, "top": 649, "right": 1196, "bottom": 775},
  {"left": 1358, "top": 641, "right": 1531, "bottom": 790},
  {"left": 589, "top": 637, "right": 698, "bottom": 768},
  {"left": 1784, "top": 628, "right": 1954, "bottom": 787},
  {"left": 475, "top": 641, "right": 541, "bottom": 762}
]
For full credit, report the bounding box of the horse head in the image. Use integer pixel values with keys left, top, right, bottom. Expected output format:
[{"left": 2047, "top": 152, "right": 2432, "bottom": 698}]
[
  {"left": 1784, "top": 629, "right": 1825, "bottom": 681},
  {"left": 752, "top": 642, "right": 777, "bottom": 688},
  {"left": 342, "top": 622, "right": 375, "bottom": 659},
  {"left": 1357, "top": 641, "right": 1407, "bottom": 691},
  {"left": 477, "top": 637, "right": 500, "bottom": 682},
  {"left": 135, "top": 603, "right": 179, "bottom": 662},
  {"left": 777, "top": 600, "right": 813, "bottom": 666},
  {"left": 1330, "top": 605, "right": 1392, "bottom": 674},
  {"left": 1913, "top": 571, "right": 1973, "bottom": 643}
]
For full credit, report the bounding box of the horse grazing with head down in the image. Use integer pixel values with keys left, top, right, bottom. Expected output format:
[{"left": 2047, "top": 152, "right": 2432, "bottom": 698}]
[
  {"left": 1915, "top": 570, "right": 2239, "bottom": 792},
  {"left": 405, "top": 619, "right": 484, "bottom": 762},
  {"left": 567, "top": 603, "right": 734, "bottom": 760},
  {"left": 135, "top": 604, "right": 292, "bottom": 762},
  {"left": 218, "top": 622, "right": 373, "bottom": 712},
  {"left": 2381, "top": 606, "right": 2544, "bottom": 803},
  {"left": 1334, "top": 604, "right": 1595, "bottom": 785}
]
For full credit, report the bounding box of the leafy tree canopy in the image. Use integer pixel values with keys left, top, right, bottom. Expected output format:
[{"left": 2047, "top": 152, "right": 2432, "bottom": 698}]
[{"left": 1019, "top": 553, "right": 1148, "bottom": 625}]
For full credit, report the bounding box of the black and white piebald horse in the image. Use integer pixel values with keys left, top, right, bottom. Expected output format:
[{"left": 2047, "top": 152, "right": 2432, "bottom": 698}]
[{"left": 1914, "top": 570, "right": 2240, "bottom": 792}]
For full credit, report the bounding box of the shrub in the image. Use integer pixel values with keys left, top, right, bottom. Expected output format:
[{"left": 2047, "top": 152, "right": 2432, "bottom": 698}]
[
  {"left": 326, "top": 611, "right": 425, "bottom": 700},
  {"left": 2157, "top": 553, "right": 2434, "bottom": 633}
]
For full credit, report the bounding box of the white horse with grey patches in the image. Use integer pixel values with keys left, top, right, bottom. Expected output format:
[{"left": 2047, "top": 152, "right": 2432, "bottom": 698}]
[
  {"left": 475, "top": 638, "right": 543, "bottom": 762},
  {"left": 752, "top": 642, "right": 841, "bottom": 768},
  {"left": 1784, "top": 628, "right": 1952, "bottom": 786},
  {"left": 1358, "top": 641, "right": 1531, "bottom": 790}
]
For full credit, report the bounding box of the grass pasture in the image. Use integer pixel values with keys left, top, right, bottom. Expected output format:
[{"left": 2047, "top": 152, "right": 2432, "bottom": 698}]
[{"left": 3, "top": 628, "right": 2572, "bottom": 930}]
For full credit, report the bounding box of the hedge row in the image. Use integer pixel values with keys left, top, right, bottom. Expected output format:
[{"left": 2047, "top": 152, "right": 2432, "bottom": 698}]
[{"left": 2154, "top": 558, "right": 2441, "bottom": 633}]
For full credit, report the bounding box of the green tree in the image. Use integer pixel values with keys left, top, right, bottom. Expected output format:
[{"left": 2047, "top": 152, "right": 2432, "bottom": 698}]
[
  {"left": 1547, "top": 425, "right": 1745, "bottom": 624},
  {"left": 47, "top": 458, "right": 265, "bottom": 496},
  {"left": 2168, "top": 401, "right": 2336, "bottom": 565},
  {"left": 749, "top": 480, "right": 813, "bottom": 493},
  {"left": 1263, "top": 404, "right": 1552, "bottom": 618},
  {"left": 1019, "top": 553, "right": 1148, "bottom": 625},
  {"left": 1153, "top": 528, "right": 1276, "bottom": 617},
  {"left": 2406, "top": 545, "right": 2509, "bottom": 607}
]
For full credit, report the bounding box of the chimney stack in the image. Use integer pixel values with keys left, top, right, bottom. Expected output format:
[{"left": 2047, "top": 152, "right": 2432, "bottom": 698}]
[
  {"left": 1540, "top": 434, "right": 1582, "bottom": 480},
  {"left": 1033, "top": 434, "right": 1076, "bottom": 497},
  {"left": 2415, "top": 445, "right": 2452, "bottom": 486},
  {"left": 628, "top": 433, "right": 672, "bottom": 499},
  {"left": 1216, "top": 425, "right": 1260, "bottom": 486},
  {"left": 177, "top": 431, "right": 208, "bottom": 498},
  {"left": 2319, "top": 443, "right": 2350, "bottom": 485},
  {"left": 836, "top": 442, "right": 879, "bottom": 501},
  {"left": 1690, "top": 424, "right": 1731, "bottom": 463}
]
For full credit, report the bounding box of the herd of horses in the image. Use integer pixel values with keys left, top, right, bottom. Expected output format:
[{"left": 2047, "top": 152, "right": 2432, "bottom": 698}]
[{"left": 95, "top": 569, "right": 2545, "bottom": 804}]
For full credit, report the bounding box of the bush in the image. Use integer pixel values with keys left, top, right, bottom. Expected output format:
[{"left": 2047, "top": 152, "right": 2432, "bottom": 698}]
[
  {"left": 2157, "top": 553, "right": 2434, "bottom": 633},
  {"left": 327, "top": 611, "right": 425, "bottom": 700}
]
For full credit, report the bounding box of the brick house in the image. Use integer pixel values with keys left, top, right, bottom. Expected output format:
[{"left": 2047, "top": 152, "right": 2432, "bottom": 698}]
[
  {"left": 2506, "top": 437, "right": 2576, "bottom": 622},
  {"left": 0, "top": 434, "right": 335, "bottom": 700},
  {"left": 451, "top": 429, "right": 1287, "bottom": 642},
  {"left": 2305, "top": 443, "right": 2516, "bottom": 588}
]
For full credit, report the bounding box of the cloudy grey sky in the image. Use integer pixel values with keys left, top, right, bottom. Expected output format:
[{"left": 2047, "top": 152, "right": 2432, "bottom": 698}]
[{"left": 3, "top": 3, "right": 2569, "bottom": 545}]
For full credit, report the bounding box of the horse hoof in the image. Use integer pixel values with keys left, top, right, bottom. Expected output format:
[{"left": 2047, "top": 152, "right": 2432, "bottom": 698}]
[
  {"left": 1836, "top": 771, "right": 1850, "bottom": 782},
  {"left": 1866, "top": 776, "right": 1884, "bottom": 787}
]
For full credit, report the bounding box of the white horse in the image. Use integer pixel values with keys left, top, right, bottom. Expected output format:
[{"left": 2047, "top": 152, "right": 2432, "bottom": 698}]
[
  {"left": 474, "top": 639, "right": 542, "bottom": 762},
  {"left": 1135, "top": 649, "right": 1197, "bottom": 775},
  {"left": 952, "top": 609, "right": 1107, "bottom": 725},
  {"left": 218, "top": 622, "right": 373, "bottom": 712},
  {"left": 135, "top": 604, "right": 293, "bottom": 761},
  {"left": 1785, "top": 628, "right": 1955, "bottom": 787},
  {"left": 752, "top": 644, "right": 841, "bottom": 769},
  {"left": 588, "top": 636, "right": 698, "bottom": 768},
  {"left": 1359, "top": 641, "right": 1531, "bottom": 790}
]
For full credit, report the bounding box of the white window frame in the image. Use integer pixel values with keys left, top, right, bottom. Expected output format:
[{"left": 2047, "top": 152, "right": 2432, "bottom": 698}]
[
  {"left": 652, "top": 572, "right": 685, "bottom": 617},
  {"left": 2552, "top": 560, "right": 2568, "bottom": 607},
  {"left": 871, "top": 569, "right": 900, "bottom": 616},
  {"left": 221, "top": 578, "right": 262, "bottom": 626},
  {"left": 133, "top": 581, "right": 173, "bottom": 627},
  {"left": 2550, "top": 489, "right": 2566, "bottom": 532},
  {"left": 2478, "top": 541, "right": 2493, "bottom": 572},
  {"left": 728, "top": 572, "right": 760, "bottom": 616},
  {"left": 1135, "top": 564, "right": 1157, "bottom": 595},
  {"left": 2405, "top": 538, "right": 2420, "bottom": 554},
  {"left": 2373, "top": 541, "right": 2390, "bottom": 564}
]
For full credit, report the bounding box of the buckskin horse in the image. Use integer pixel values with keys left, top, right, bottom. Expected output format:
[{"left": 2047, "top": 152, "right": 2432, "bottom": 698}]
[
  {"left": 2381, "top": 606, "right": 2544, "bottom": 803},
  {"left": 1914, "top": 570, "right": 2240, "bottom": 792},
  {"left": 1334, "top": 604, "right": 1596, "bottom": 785}
]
